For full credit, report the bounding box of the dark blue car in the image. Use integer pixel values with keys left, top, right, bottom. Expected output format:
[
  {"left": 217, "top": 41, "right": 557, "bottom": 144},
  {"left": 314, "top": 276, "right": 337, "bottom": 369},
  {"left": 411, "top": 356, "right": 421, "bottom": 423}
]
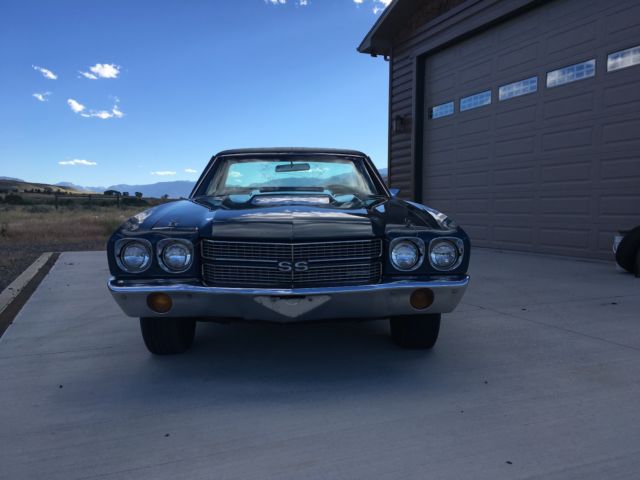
[{"left": 107, "top": 148, "right": 470, "bottom": 354}]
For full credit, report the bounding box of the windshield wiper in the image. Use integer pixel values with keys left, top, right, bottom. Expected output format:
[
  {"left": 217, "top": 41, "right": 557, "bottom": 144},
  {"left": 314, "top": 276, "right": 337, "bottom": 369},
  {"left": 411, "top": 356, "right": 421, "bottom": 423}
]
[
  {"left": 192, "top": 195, "right": 224, "bottom": 207},
  {"left": 258, "top": 186, "right": 325, "bottom": 193}
]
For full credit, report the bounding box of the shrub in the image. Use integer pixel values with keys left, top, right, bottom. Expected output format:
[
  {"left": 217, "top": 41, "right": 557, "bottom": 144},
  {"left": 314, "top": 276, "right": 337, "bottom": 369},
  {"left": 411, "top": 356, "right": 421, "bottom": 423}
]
[
  {"left": 121, "top": 197, "right": 149, "bottom": 207},
  {"left": 4, "top": 193, "right": 28, "bottom": 205}
]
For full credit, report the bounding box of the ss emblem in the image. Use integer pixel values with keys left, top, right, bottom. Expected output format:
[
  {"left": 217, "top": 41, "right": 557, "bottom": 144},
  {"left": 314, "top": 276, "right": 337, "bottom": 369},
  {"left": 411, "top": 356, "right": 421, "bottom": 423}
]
[{"left": 278, "top": 261, "right": 309, "bottom": 272}]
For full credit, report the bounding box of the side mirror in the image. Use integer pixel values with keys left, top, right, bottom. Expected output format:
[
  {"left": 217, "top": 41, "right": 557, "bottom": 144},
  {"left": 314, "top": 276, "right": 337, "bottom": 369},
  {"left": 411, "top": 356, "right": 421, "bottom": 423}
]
[{"left": 389, "top": 188, "right": 401, "bottom": 198}]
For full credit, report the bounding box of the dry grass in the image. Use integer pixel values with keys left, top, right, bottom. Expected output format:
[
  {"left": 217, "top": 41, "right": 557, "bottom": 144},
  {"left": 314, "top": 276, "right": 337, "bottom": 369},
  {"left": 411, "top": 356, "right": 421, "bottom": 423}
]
[
  {"left": 0, "top": 204, "right": 142, "bottom": 247},
  {"left": 0, "top": 205, "right": 143, "bottom": 291}
]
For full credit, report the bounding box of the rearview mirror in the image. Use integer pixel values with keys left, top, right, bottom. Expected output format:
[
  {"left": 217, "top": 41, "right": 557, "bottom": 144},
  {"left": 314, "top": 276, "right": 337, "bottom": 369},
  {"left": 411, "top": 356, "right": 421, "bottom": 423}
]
[
  {"left": 389, "top": 188, "right": 400, "bottom": 197},
  {"left": 275, "top": 163, "right": 310, "bottom": 173}
]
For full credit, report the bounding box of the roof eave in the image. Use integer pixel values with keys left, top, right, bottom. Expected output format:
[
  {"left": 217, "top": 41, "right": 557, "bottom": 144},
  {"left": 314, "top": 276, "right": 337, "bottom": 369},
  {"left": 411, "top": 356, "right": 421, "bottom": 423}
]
[{"left": 357, "top": 0, "right": 400, "bottom": 56}]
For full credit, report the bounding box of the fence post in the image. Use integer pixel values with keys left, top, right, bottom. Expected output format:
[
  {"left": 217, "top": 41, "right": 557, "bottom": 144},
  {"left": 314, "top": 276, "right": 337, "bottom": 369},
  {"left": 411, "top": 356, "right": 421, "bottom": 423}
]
[
  {"left": 54, "top": 194, "right": 58, "bottom": 210},
  {"left": 117, "top": 195, "right": 120, "bottom": 209}
]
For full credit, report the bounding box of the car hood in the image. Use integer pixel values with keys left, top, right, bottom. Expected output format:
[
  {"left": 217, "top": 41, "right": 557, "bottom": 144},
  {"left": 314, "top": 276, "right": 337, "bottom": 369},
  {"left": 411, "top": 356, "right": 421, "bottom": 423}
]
[
  {"left": 209, "top": 206, "right": 377, "bottom": 240},
  {"left": 127, "top": 198, "right": 447, "bottom": 240}
]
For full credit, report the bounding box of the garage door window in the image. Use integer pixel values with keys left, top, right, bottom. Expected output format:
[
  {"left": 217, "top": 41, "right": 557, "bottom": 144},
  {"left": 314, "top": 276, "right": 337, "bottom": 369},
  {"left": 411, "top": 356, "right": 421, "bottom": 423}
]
[
  {"left": 546, "top": 59, "right": 596, "bottom": 88},
  {"left": 429, "top": 101, "right": 454, "bottom": 119},
  {"left": 460, "top": 90, "right": 491, "bottom": 111},
  {"left": 499, "top": 76, "right": 538, "bottom": 101},
  {"left": 608, "top": 45, "right": 640, "bottom": 72}
]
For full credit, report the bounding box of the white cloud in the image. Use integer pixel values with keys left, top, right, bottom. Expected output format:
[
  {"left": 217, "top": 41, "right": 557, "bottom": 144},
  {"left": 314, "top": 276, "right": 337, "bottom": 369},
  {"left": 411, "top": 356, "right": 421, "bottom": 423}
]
[
  {"left": 112, "top": 105, "right": 124, "bottom": 118},
  {"left": 151, "top": 171, "right": 177, "bottom": 176},
  {"left": 82, "top": 105, "right": 124, "bottom": 119},
  {"left": 32, "top": 92, "right": 51, "bottom": 102},
  {"left": 79, "top": 63, "right": 121, "bottom": 80},
  {"left": 264, "top": 0, "right": 308, "bottom": 5},
  {"left": 68, "top": 98, "right": 124, "bottom": 119},
  {"left": 353, "top": 0, "right": 390, "bottom": 13},
  {"left": 59, "top": 159, "right": 98, "bottom": 166},
  {"left": 229, "top": 171, "right": 243, "bottom": 178},
  {"left": 84, "top": 110, "right": 113, "bottom": 119},
  {"left": 373, "top": 0, "right": 391, "bottom": 13},
  {"left": 32, "top": 65, "right": 58, "bottom": 80},
  {"left": 67, "top": 98, "right": 86, "bottom": 113},
  {"left": 185, "top": 168, "right": 198, "bottom": 174}
]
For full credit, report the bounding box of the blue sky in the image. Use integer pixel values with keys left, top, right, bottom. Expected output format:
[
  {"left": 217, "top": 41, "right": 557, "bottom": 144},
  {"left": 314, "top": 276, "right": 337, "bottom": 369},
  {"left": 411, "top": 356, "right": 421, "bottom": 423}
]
[{"left": 0, "top": 0, "right": 391, "bottom": 187}]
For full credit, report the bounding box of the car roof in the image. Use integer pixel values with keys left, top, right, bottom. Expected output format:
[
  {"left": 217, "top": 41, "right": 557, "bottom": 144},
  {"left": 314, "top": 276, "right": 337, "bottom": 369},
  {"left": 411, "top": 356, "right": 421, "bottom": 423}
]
[{"left": 214, "top": 147, "right": 368, "bottom": 157}]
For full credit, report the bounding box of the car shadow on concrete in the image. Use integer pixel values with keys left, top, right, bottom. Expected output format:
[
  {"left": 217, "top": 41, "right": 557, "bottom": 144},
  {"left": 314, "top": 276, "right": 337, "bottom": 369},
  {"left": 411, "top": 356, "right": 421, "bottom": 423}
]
[{"left": 114, "top": 320, "right": 455, "bottom": 407}]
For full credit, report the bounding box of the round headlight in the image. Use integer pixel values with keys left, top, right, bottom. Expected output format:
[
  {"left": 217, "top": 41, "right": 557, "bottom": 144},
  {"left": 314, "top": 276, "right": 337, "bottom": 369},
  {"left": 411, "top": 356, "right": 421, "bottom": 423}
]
[
  {"left": 391, "top": 240, "right": 420, "bottom": 270},
  {"left": 121, "top": 241, "right": 151, "bottom": 272},
  {"left": 429, "top": 240, "right": 459, "bottom": 270},
  {"left": 161, "top": 241, "right": 193, "bottom": 272}
]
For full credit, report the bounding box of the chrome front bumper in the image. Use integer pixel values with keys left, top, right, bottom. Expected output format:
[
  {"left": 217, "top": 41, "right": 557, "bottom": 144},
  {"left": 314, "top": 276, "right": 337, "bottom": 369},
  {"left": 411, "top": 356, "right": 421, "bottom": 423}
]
[{"left": 108, "top": 276, "right": 470, "bottom": 323}]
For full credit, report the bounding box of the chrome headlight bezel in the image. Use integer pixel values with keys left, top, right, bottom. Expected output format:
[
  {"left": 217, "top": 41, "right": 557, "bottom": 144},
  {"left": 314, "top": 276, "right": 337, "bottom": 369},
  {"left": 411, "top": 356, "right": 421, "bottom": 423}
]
[
  {"left": 157, "top": 238, "right": 194, "bottom": 273},
  {"left": 115, "top": 238, "right": 153, "bottom": 273},
  {"left": 428, "top": 237, "right": 464, "bottom": 271},
  {"left": 389, "top": 237, "right": 425, "bottom": 271}
]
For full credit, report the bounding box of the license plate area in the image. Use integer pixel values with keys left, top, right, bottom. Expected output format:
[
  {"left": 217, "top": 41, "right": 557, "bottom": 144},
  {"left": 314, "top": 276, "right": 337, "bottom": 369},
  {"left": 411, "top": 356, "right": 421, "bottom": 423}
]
[{"left": 254, "top": 295, "right": 331, "bottom": 318}]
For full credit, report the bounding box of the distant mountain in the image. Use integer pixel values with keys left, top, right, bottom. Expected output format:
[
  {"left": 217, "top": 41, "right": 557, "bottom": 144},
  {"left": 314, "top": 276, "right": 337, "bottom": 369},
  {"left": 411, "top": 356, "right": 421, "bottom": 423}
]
[
  {"left": 107, "top": 181, "right": 196, "bottom": 199},
  {"left": 0, "top": 178, "right": 78, "bottom": 194},
  {"left": 105, "top": 171, "right": 387, "bottom": 198},
  {"left": 55, "top": 182, "right": 105, "bottom": 193},
  {"left": 1, "top": 177, "right": 193, "bottom": 198},
  {"left": 10, "top": 166, "right": 386, "bottom": 200}
]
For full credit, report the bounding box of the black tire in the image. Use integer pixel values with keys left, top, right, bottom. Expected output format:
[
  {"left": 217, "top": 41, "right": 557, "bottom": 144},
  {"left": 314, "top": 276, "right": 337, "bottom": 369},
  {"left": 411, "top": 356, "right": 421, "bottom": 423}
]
[
  {"left": 390, "top": 314, "right": 441, "bottom": 349},
  {"left": 615, "top": 226, "right": 640, "bottom": 275},
  {"left": 140, "top": 317, "right": 196, "bottom": 355}
]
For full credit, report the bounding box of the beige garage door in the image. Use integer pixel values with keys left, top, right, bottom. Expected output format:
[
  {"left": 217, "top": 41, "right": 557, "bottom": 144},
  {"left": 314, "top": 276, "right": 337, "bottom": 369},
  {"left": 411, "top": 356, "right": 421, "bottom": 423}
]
[{"left": 422, "top": 0, "right": 640, "bottom": 259}]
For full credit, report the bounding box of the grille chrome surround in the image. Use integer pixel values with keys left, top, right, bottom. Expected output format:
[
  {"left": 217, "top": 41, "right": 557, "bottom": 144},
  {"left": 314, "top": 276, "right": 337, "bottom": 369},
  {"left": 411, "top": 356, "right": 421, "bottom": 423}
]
[{"left": 201, "top": 239, "right": 383, "bottom": 288}]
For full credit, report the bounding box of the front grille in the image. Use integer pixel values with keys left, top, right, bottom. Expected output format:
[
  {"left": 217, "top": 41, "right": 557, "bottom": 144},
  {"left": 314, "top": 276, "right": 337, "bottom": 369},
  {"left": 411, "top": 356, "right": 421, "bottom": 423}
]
[
  {"left": 294, "top": 263, "right": 382, "bottom": 286},
  {"left": 203, "top": 262, "right": 382, "bottom": 288},
  {"left": 294, "top": 240, "right": 382, "bottom": 261},
  {"left": 203, "top": 264, "right": 291, "bottom": 286},
  {"left": 202, "top": 239, "right": 382, "bottom": 262},
  {"left": 202, "top": 241, "right": 291, "bottom": 262},
  {"left": 201, "top": 239, "right": 383, "bottom": 288}
]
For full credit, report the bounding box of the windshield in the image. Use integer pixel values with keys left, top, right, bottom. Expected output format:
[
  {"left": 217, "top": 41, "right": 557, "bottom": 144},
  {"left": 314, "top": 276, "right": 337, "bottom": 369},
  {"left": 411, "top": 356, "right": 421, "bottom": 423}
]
[{"left": 204, "top": 156, "right": 381, "bottom": 198}]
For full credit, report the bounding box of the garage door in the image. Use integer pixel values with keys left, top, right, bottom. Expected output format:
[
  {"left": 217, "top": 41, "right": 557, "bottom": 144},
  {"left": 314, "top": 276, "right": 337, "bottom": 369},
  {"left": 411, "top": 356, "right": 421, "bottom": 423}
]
[{"left": 422, "top": 0, "right": 640, "bottom": 259}]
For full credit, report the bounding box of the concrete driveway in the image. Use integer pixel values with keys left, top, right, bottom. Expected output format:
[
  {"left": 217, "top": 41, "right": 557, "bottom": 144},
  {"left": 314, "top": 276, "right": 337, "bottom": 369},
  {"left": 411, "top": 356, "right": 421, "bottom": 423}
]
[{"left": 1, "top": 250, "right": 639, "bottom": 479}]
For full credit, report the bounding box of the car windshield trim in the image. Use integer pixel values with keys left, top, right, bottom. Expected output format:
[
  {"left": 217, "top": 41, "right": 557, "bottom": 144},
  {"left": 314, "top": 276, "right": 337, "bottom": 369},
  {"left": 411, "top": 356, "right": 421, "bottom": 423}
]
[{"left": 202, "top": 155, "right": 382, "bottom": 199}]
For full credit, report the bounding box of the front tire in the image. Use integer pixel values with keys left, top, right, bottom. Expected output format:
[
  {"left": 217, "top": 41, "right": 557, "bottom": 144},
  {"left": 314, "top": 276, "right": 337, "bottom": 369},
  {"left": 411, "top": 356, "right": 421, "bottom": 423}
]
[
  {"left": 390, "top": 314, "right": 441, "bottom": 349},
  {"left": 140, "top": 317, "right": 196, "bottom": 355}
]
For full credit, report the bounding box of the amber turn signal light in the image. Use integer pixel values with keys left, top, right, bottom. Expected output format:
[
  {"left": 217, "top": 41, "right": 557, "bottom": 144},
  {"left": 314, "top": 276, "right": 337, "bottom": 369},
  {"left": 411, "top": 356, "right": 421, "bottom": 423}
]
[
  {"left": 410, "top": 288, "right": 434, "bottom": 310},
  {"left": 147, "top": 293, "right": 173, "bottom": 313}
]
